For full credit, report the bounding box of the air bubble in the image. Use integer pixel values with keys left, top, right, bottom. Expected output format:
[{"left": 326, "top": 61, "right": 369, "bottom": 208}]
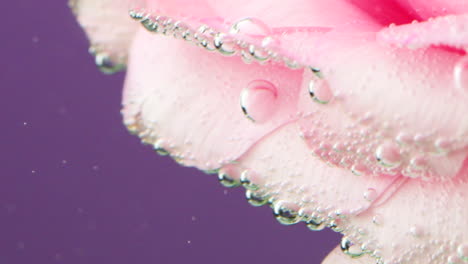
[
  {"left": 435, "top": 138, "right": 453, "bottom": 153},
  {"left": 306, "top": 217, "right": 325, "bottom": 231},
  {"left": 375, "top": 142, "right": 402, "bottom": 168},
  {"left": 93, "top": 52, "right": 125, "bottom": 74},
  {"left": 373, "top": 214, "right": 382, "bottom": 225},
  {"left": 240, "top": 80, "right": 278, "bottom": 123},
  {"left": 308, "top": 79, "right": 333, "bottom": 104},
  {"left": 240, "top": 170, "right": 260, "bottom": 191},
  {"left": 447, "top": 255, "right": 461, "bottom": 264},
  {"left": 153, "top": 139, "right": 169, "bottom": 156},
  {"left": 351, "top": 163, "right": 368, "bottom": 176},
  {"left": 364, "top": 188, "right": 378, "bottom": 202},
  {"left": 217, "top": 168, "right": 240, "bottom": 188},
  {"left": 273, "top": 202, "right": 301, "bottom": 225},
  {"left": 230, "top": 17, "right": 271, "bottom": 38},
  {"left": 457, "top": 244, "right": 468, "bottom": 261},
  {"left": 409, "top": 226, "right": 423, "bottom": 237},
  {"left": 245, "top": 190, "right": 269, "bottom": 207},
  {"left": 409, "top": 156, "right": 427, "bottom": 169},
  {"left": 341, "top": 237, "right": 365, "bottom": 258},
  {"left": 213, "top": 33, "right": 236, "bottom": 56}
]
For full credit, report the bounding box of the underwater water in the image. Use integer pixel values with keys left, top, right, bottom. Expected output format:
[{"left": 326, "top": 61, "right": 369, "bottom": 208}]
[{"left": 0, "top": 1, "right": 341, "bottom": 264}]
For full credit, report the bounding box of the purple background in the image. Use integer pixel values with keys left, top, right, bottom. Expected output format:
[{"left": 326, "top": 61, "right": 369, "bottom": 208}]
[{"left": 0, "top": 1, "right": 340, "bottom": 263}]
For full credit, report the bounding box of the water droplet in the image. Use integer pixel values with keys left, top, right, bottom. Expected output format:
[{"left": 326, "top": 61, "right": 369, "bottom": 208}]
[
  {"left": 245, "top": 190, "right": 269, "bottom": 207},
  {"left": 454, "top": 56, "right": 468, "bottom": 93},
  {"left": 308, "top": 78, "right": 333, "bottom": 104},
  {"left": 351, "top": 163, "right": 368, "bottom": 176},
  {"left": 329, "top": 220, "right": 344, "bottom": 232},
  {"left": 409, "top": 155, "right": 427, "bottom": 169},
  {"left": 153, "top": 139, "right": 169, "bottom": 155},
  {"left": 240, "top": 170, "right": 261, "bottom": 191},
  {"left": 409, "top": 226, "right": 423, "bottom": 237},
  {"left": 213, "top": 33, "right": 236, "bottom": 56},
  {"left": 372, "top": 214, "right": 382, "bottom": 225},
  {"left": 447, "top": 255, "right": 461, "bottom": 264},
  {"left": 435, "top": 138, "right": 453, "bottom": 153},
  {"left": 230, "top": 17, "right": 271, "bottom": 38},
  {"left": 273, "top": 202, "right": 301, "bottom": 225},
  {"left": 396, "top": 132, "right": 412, "bottom": 145},
  {"left": 93, "top": 52, "right": 125, "bottom": 74},
  {"left": 341, "top": 237, "right": 365, "bottom": 258},
  {"left": 375, "top": 142, "right": 402, "bottom": 168},
  {"left": 261, "top": 36, "right": 280, "bottom": 48},
  {"left": 240, "top": 80, "right": 278, "bottom": 123},
  {"left": 457, "top": 244, "right": 468, "bottom": 261},
  {"left": 306, "top": 217, "right": 325, "bottom": 231},
  {"left": 217, "top": 168, "right": 240, "bottom": 188},
  {"left": 364, "top": 188, "right": 378, "bottom": 202}
]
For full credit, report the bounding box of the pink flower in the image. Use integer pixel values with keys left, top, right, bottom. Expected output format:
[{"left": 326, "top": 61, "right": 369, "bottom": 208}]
[{"left": 70, "top": 0, "right": 468, "bottom": 263}]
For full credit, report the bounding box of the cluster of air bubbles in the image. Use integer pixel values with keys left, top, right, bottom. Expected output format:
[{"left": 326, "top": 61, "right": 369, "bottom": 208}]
[
  {"left": 120, "top": 10, "right": 468, "bottom": 264},
  {"left": 128, "top": 10, "right": 321, "bottom": 72}
]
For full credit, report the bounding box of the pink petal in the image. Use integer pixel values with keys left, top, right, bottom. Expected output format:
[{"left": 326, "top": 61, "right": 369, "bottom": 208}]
[
  {"left": 345, "top": 0, "right": 417, "bottom": 26},
  {"left": 143, "top": 0, "right": 375, "bottom": 28},
  {"left": 70, "top": 0, "right": 144, "bottom": 72},
  {"left": 378, "top": 14, "right": 468, "bottom": 51},
  {"left": 295, "top": 30, "right": 468, "bottom": 181},
  {"left": 122, "top": 29, "right": 303, "bottom": 170},
  {"left": 220, "top": 122, "right": 468, "bottom": 263},
  {"left": 224, "top": 123, "right": 396, "bottom": 221},
  {"left": 341, "top": 169, "right": 468, "bottom": 263},
  {"left": 322, "top": 246, "right": 375, "bottom": 264},
  {"left": 395, "top": 0, "right": 468, "bottom": 19}
]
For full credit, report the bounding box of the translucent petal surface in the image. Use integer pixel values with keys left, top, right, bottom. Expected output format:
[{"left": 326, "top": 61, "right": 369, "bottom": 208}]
[
  {"left": 378, "top": 14, "right": 468, "bottom": 51},
  {"left": 70, "top": 0, "right": 143, "bottom": 70},
  {"left": 122, "top": 29, "right": 302, "bottom": 170},
  {"left": 295, "top": 31, "right": 468, "bottom": 181}
]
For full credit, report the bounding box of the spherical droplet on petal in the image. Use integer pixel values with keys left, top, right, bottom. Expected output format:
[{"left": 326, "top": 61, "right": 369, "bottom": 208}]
[
  {"left": 375, "top": 142, "right": 402, "bottom": 168},
  {"left": 308, "top": 78, "right": 333, "bottom": 104},
  {"left": 245, "top": 190, "right": 269, "bottom": 207},
  {"left": 364, "top": 188, "right": 378, "bottom": 202},
  {"left": 341, "top": 237, "right": 365, "bottom": 258},
  {"left": 273, "top": 201, "right": 301, "bottom": 225},
  {"left": 230, "top": 17, "right": 271, "bottom": 38},
  {"left": 240, "top": 80, "right": 278, "bottom": 123}
]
